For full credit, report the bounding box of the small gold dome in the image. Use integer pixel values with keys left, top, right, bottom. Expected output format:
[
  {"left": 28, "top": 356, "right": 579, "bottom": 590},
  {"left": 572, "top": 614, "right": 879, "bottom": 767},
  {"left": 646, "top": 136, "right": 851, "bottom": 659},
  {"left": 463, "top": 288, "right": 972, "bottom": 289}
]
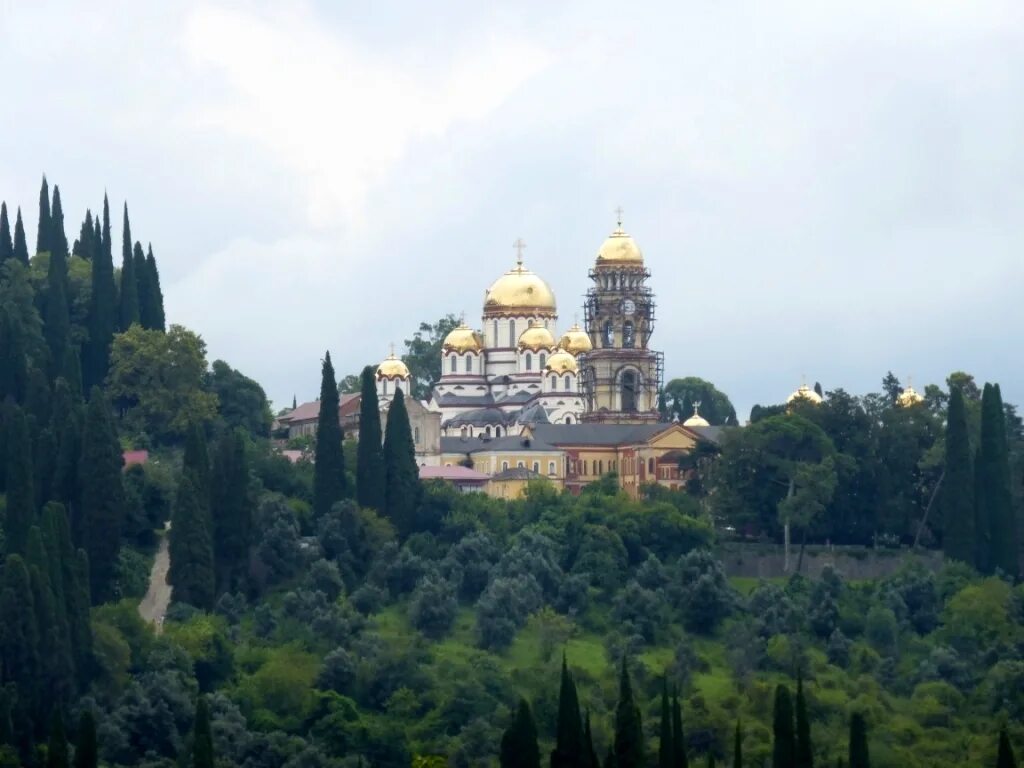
[
  {"left": 483, "top": 259, "right": 557, "bottom": 318},
  {"left": 595, "top": 224, "right": 644, "bottom": 268},
  {"left": 518, "top": 319, "right": 556, "bottom": 351},
  {"left": 787, "top": 384, "right": 823, "bottom": 406},
  {"left": 442, "top": 323, "right": 483, "bottom": 354},
  {"left": 558, "top": 322, "right": 593, "bottom": 354},
  {"left": 683, "top": 404, "right": 710, "bottom": 428},
  {"left": 545, "top": 349, "right": 578, "bottom": 374},
  {"left": 376, "top": 351, "right": 410, "bottom": 381},
  {"left": 897, "top": 386, "right": 924, "bottom": 408}
]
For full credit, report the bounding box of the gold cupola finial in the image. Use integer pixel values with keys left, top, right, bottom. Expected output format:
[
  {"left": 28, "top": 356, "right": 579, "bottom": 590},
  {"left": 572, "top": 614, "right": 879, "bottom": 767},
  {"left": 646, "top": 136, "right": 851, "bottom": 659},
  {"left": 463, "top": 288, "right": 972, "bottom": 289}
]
[{"left": 513, "top": 237, "right": 526, "bottom": 270}]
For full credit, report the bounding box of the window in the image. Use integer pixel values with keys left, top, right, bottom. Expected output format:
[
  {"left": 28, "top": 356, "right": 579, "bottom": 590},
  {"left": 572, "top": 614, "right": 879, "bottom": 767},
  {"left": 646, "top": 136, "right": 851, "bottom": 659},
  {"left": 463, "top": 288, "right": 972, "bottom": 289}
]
[
  {"left": 461, "top": 427, "right": 467, "bottom": 438},
  {"left": 517, "top": 461, "right": 525, "bottom": 469},
  {"left": 466, "top": 356, "right": 473, "bottom": 373},
  {"left": 493, "top": 320, "right": 498, "bottom": 345},
  {"left": 540, "top": 353, "right": 546, "bottom": 369},
  {"left": 485, "top": 426, "right": 491, "bottom": 437},
  {"left": 565, "top": 415, "right": 573, "bottom": 424},
  {"left": 450, "top": 356, "right": 457, "bottom": 373},
  {"left": 532, "top": 461, "right": 539, "bottom": 473},
  {"left": 496, "top": 427, "right": 503, "bottom": 437},
  {"left": 414, "top": 427, "right": 420, "bottom": 444},
  {"left": 502, "top": 461, "right": 509, "bottom": 471},
  {"left": 603, "top": 321, "right": 614, "bottom": 347},
  {"left": 525, "top": 353, "right": 532, "bottom": 371},
  {"left": 648, "top": 457, "right": 655, "bottom": 475},
  {"left": 382, "top": 379, "right": 388, "bottom": 395},
  {"left": 622, "top": 370, "right": 638, "bottom": 412},
  {"left": 509, "top": 320, "right": 516, "bottom": 343},
  {"left": 564, "top": 375, "right": 571, "bottom": 390},
  {"left": 599, "top": 460, "right": 604, "bottom": 475},
  {"left": 550, "top": 375, "right": 556, "bottom": 389},
  {"left": 548, "top": 461, "right": 556, "bottom": 475},
  {"left": 623, "top": 321, "right": 635, "bottom": 348}
]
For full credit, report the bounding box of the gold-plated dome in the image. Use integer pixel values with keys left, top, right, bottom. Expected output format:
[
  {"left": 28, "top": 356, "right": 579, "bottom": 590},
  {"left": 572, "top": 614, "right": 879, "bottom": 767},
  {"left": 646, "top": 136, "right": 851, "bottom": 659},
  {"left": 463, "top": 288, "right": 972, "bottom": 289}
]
[
  {"left": 545, "top": 349, "right": 578, "bottom": 374},
  {"left": 442, "top": 323, "right": 483, "bottom": 354},
  {"left": 483, "top": 257, "right": 557, "bottom": 318},
  {"left": 897, "top": 385, "right": 924, "bottom": 408},
  {"left": 683, "top": 404, "right": 710, "bottom": 428},
  {"left": 376, "top": 351, "right": 410, "bottom": 381},
  {"left": 595, "top": 224, "right": 644, "bottom": 268},
  {"left": 558, "top": 322, "right": 593, "bottom": 354},
  {"left": 787, "top": 384, "right": 823, "bottom": 406},
  {"left": 518, "top": 319, "right": 556, "bottom": 351}
]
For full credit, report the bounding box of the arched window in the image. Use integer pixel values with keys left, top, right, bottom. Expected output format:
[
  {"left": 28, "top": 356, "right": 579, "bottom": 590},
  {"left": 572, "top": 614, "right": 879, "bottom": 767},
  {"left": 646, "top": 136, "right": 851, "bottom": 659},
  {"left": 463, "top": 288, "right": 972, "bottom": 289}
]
[
  {"left": 414, "top": 427, "right": 421, "bottom": 444},
  {"left": 485, "top": 426, "right": 492, "bottom": 437},
  {"left": 466, "top": 355, "right": 473, "bottom": 373},
  {"left": 565, "top": 415, "right": 573, "bottom": 424},
  {"left": 648, "top": 457, "right": 655, "bottom": 475},
  {"left": 517, "top": 461, "right": 525, "bottom": 469},
  {"left": 468, "top": 426, "right": 474, "bottom": 437},
  {"left": 621, "top": 370, "right": 638, "bottom": 412},
  {"left": 382, "top": 379, "right": 388, "bottom": 395},
  {"left": 450, "top": 356, "right": 457, "bottom": 373},
  {"left": 550, "top": 375, "right": 556, "bottom": 389},
  {"left": 603, "top": 321, "right": 614, "bottom": 347},
  {"left": 532, "top": 461, "right": 539, "bottom": 473},
  {"left": 502, "top": 461, "right": 509, "bottom": 471},
  {"left": 548, "top": 461, "right": 556, "bottom": 475},
  {"left": 564, "top": 375, "right": 571, "bottom": 390},
  {"left": 493, "top": 320, "right": 499, "bottom": 346},
  {"left": 509, "top": 320, "right": 516, "bottom": 344},
  {"left": 539, "top": 353, "right": 546, "bottom": 369},
  {"left": 460, "top": 427, "right": 467, "bottom": 438},
  {"left": 496, "top": 426, "right": 503, "bottom": 437},
  {"left": 525, "top": 353, "right": 533, "bottom": 371},
  {"left": 623, "top": 321, "right": 635, "bottom": 349},
  {"left": 599, "top": 460, "right": 604, "bottom": 475}
]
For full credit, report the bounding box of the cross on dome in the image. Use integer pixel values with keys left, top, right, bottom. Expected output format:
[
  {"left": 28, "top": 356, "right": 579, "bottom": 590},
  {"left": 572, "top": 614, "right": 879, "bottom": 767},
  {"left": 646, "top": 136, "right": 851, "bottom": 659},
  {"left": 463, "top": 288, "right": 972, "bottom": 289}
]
[
  {"left": 615, "top": 206, "right": 624, "bottom": 227},
  {"left": 513, "top": 238, "right": 526, "bottom": 268}
]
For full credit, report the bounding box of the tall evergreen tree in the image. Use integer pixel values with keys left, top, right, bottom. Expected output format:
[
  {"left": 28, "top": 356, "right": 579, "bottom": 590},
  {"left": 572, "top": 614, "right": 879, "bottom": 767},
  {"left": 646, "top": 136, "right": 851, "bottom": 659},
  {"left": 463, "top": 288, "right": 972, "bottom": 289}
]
[
  {"left": 942, "top": 385, "right": 975, "bottom": 564},
  {"left": 12, "top": 208, "right": 29, "bottom": 266},
  {"left": 46, "top": 708, "right": 69, "bottom": 768},
  {"left": 73, "top": 711, "right": 97, "bottom": 768},
  {"left": 658, "top": 681, "right": 672, "bottom": 768},
  {"left": 182, "top": 422, "right": 211, "bottom": 498},
  {"left": 0, "top": 555, "right": 40, "bottom": 751},
  {"left": 356, "top": 366, "right": 386, "bottom": 511},
  {"left": 501, "top": 698, "right": 541, "bottom": 768},
  {"left": 192, "top": 696, "right": 214, "bottom": 768},
  {"left": 671, "top": 691, "right": 687, "bottom": 768},
  {"left": 70, "top": 550, "right": 92, "bottom": 686},
  {"left": 552, "top": 655, "right": 584, "bottom": 768},
  {"left": 847, "top": 714, "right": 869, "bottom": 768},
  {"left": 383, "top": 387, "right": 420, "bottom": 537},
  {"left": 145, "top": 244, "right": 165, "bottom": 332},
  {"left": 732, "top": 721, "right": 742, "bottom": 768},
  {"left": 37, "top": 176, "right": 52, "bottom": 255},
  {"left": 44, "top": 236, "right": 71, "bottom": 379},
  {"left": 4, "top": 405, "right": 35, "bottom": 555},
  {"left": 0, "top": 202, "right": 12, "bottom": 264},
  {"left": 168, "top": 473, "right": 215, "bottom": 610},
  {"left": 795, "top": 677, "right": 813, "bottom": 768},
  {"left": 772, "top": 685, "right": 795, "bottom": 768},
  {"left": 133, "top": 242, "right": 153, "bottom": 329},
  {"left": 313, "top": 351, "right": 346, "bottom": 517},
  {"left": 73, "top": 211, "right": 95, "bottom": 260},
  {"left": 997, "top": 727, "right": 1018, "bottom": 768},
  {"left": 78, "top": 388, "right": 125, "bottom": 603},
  {"left": 706, "top": 756, "right": 715, "bottom": 768},
  {"left": 974, "top": 444, "right": 989, "bottom": 574},
  {"left": 614, "top": 658, "right": 644, "bottom": 768},
  {"left": 583, "top": 713, "right": 599, "bottom": 768},
  {"left": 118, "top": 205, "right": 139, "bottom": 330},
  {"left": 40, "top": 504, "right": 74, "bottom": 684},
  {"left": 210, "top": 429, "right": 251, "bottom": 594},
  {"left": 27, "top": 526, "right": 71, "bottom": 707},
  {"left": 50, "top": 186, "right": 69, "bottom": 262},
  {"left": 981, "top": 384, "right": 1018, "bottom": 577},
  {"left": 83, "top": 196, "right": 117, "bottom": 392}
]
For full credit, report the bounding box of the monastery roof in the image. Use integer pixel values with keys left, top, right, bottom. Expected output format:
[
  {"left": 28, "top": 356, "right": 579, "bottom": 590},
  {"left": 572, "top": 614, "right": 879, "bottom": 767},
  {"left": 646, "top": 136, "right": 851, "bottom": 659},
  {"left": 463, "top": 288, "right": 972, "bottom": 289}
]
[
  {"left": 281, "top": 394, "right": 360, "bottom": 423},
  {"left": 419, "top": 465, "right": 490, "bottom": 483},
  {"left": 443, "top": 407, "right": 514, "bottom": 427},
  {"left": 440, "top": 434, "right": 560, "bottom": 455},
  {"left": 491, "top": 467, "right": 547, "bottom": 482},
  {"left": 528, "top": 422, "right": 727, "bottom": 447}
]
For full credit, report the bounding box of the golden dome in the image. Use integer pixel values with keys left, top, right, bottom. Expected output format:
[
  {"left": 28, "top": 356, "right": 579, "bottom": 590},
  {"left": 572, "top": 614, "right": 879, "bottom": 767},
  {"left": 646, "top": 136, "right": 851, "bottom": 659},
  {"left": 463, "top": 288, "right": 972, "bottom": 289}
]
[
  {"left": 897, "top": 385, "right": 924, "bottom": 408},
  {"left": 558, "top": 322, "right": 593, "bottom": 354},
  {"left": 683, "top": 404, "right": 710, "bottom": 428},
  {"left": 787, "top": 384, "right": 823, "bottom": 406},
  {"left": 442, "top": 323, "right": 483, "bottom": 354},
  {"left": 518, "top": 319, "right": 556, "bottom": 351},
  {"left": 376, "top": 351, "right": 410, "bottom": 381},
  {"left": 595, "top": 224, "right": 644, "bottom": 268},
  {"left": 483, "top": 257, "right": 557, "bottom": 318},
  {"left": 545, "top": 350, "right": 578, "bottom": 374}
]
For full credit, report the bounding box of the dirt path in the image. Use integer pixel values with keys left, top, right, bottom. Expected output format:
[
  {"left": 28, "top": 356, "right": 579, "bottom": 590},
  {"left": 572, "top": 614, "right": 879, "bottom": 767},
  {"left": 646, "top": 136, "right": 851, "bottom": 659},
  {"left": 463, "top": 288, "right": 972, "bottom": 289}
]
[{"left": 138, "top": 525, "right": 172, "bottom": 633}]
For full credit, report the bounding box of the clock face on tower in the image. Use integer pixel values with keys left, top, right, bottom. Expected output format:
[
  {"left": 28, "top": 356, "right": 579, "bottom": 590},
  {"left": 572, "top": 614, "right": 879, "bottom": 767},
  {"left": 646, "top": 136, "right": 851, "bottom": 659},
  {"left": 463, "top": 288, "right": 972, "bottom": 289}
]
[{"left": 621, "top": 298, "right": 636, "bottom": 316}]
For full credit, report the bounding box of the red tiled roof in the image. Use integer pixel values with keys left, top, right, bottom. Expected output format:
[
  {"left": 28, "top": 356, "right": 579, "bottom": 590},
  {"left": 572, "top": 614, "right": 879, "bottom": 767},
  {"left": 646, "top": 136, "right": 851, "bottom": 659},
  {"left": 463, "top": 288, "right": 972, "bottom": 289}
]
[
  {"left": 123, "top": 450, "right": 149, "bottom": 468},
  {"left": 280, "top": 450, "right": 307, "bottom": 464},
  {"left": 419, "top": 465, "right": 490, "bottom": 483},
  {"left": 281, "top": 394, "right": 360, "bottom": 424}
]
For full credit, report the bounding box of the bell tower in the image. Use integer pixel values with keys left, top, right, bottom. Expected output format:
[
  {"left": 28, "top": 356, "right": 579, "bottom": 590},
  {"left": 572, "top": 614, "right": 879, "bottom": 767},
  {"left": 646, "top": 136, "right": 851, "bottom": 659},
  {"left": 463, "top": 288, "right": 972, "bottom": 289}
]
[{"left": 580, "top": 212, "right": 663, "bottom": 423}]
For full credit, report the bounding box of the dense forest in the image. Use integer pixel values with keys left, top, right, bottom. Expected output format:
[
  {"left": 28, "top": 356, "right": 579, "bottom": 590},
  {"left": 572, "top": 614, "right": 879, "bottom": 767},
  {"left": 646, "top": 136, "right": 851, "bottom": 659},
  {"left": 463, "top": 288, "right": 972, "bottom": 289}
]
[{"left": 0, "top": 178, "right": 1021, "bottom": 767}]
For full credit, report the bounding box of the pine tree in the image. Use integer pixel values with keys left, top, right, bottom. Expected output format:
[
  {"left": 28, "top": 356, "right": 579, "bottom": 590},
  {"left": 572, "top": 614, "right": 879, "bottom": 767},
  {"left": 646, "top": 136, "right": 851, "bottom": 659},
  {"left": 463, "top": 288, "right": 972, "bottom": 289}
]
[
  {"left": 4, "top": 405, "right": 36, "bottom": 555},
  {"left": 671, "top": 691, "right": 687, "bottom": 768},
  {"left": 552, "top": 655, "right": 584, "bottom": 768},
  {"left": 73, "top": 711, "right": 97, "bottom": 768},
  {"left": 983, "top": 384, "right": 1018, "bottom": 577},
  {"left": 997, "top": 727, "right": 1018, "bottom": 768},
  {"left": 942, "top": 385, "right": 975, "bottom": 565},
  {"left": 145, "top": 245, "right": 165, "bottom": 332},
  {"left": 47, "top": 708, "right": 69, "bottom": 768},
  {"left": 118, "top": 205, "right": 139, "bottom": 330},
  {"left": 795, "top": 677, "right": 813, "bottom": 768},
  {"left": 772, "top": 685, "right": 795, "bottom": 768},
  {"left": 658, "top": 680, "right": 672, "bottom": 768},
  {"left": 50, "top": 186, "right": 69, "bottom": 262},
  {"left": 313, "top": 351, "right": 346, "bottom": 517},
  {"left": 501, "top": 698, "right": 541, "bottom": 768},
  {"left": 356, "top": 366, "right": 386, "bottom": 511},
  {"left": 37, "top": 176, "right": 52, "bottom": 255},
  {"left": 583, "top": 713, "right": 599, "bottom": 768},
  {"left": 614, "top": 658, "right": 644, "bottom": 768},
  {"left": 168, "top": 473, "right": 215, "bottom": 610},
  {"left": 12, "top": 208, "right": 29, "bottom": 265},
  {"left": 732, "top": 721, "right": 742, "bottom": 768},
  {"left": 211, "top": 429, "right": 251, "bottom": 594},
  {"left": 192, "top": 696, "right": 214, "bottom": 768},
  {"left": 383, "top": 387, "right": 420, "bottom": 537},
  {"left": 0, "top": 202, "right": 12, "bottom": 264},
  {"left": 847, "top": 713, "right": 868, "bottom": 768},
  {"left": 78, "top": 389, "right": 125, "bottom": 603},
  {"left": 83, "top": 196, "right": 117, "bottom": 392}
]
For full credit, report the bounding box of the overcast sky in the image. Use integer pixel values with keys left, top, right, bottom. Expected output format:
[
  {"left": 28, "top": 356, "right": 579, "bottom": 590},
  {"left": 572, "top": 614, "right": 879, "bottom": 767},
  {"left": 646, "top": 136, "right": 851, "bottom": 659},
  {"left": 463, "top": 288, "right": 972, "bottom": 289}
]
[{"left": 2, "top": 1, "right": 1022, "bottom": 419}]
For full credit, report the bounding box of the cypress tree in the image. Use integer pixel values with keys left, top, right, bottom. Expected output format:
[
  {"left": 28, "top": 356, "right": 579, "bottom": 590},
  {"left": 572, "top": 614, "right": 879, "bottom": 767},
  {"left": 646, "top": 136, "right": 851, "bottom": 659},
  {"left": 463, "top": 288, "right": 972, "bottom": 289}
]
[
  {"left": 847, "top": 713, "right": 868, "bottom": 768},
  {"left": 974, "top": 444, "right": 989, "bottom": 574},
  {"left": 145, "top": 245, "right": 165, "bottom": 332},
  {"left": 313, "top": 351, "right": 346, "bottom": 517},
  {"left": 118, "top": 205, "right": 139, "bottom": 330},
  {"left": 795, "top": 677, "right": 813, "bottom": 768},
  {"left": 671, "top": 691, "right": 687, "bottom": 768},
  {"left": 658, "top": 681, "right": 672, "bottom": 768},
  {"left": 73, "top": 711, "right": 97, "bottom": 768},
  {"left": 356, "top": 366, "right": 385, "bottom": 511},
  {"left": 732, "top": 721, "right": 741, "bottom": 768},
  {"left": 40, "top": 504, "right": 73, "bottom": 684},
  {"left": 168, "top": 473, "right": 215, "bottom": 609},
  {"left": 44, "top": 236, "right": 71, "bottom": 379},
  {"left": 78, "top": 388, "right": 125, "bottom": 603},
  {"left": 614, "top": 658, "right": 644, "bottom": 768},
  {"left": 501, "top": 698, "right": 541, "bottom": 768},
  {"left": 383, "top": 387, "right": 420, "bottom": 537},
  {"left": 133, "top": 242, "right": 154, "bottom": 329},
  {"left": 942, "top": 385, "right": 975, "bottom": 565},
  {"left": 73, "top": 211, "right": 95, "bottom": 260},
  {"left": 0, "top": 555, "right": 40, "bottom": 746},
  {"left": 772, "top": 685, "right": 795, "bottom": 768},
  {"left": 583, "top": 713, "right": 599, "bottom": 768},
  {"left": 70, "top": 550, "right": 93, "bottom": 686},
  {"left": 192, "top": 696, "right": 214, "bottom": 768},
  {"left": 4, "top": 405, "right": 36, "bottom": 555},
  {"left": 12, "top": 208, "right": 29, "bottom": 266},
  {"left": 183, "top": 422, "right": 211, "bottom": 498},
  {"left": 62, "top": 346, "right": 83, "bottom": 401},
  {"left": 0, "top": 202, "right": 12, "bottom": 264},
  {"left": 706, "top": 756, "right": 715, "bottom": 768},
  {"left": 83, "top": 196, "right": 117, "bottom": 393},
  {"left": 984, "top": 384, "right": 1018, "bottom": 577},
  {"left": 997, "top": 727, "right": 1018, "bottom": 768},
  {"left": 27, "top": 526, "right": 70, "bottom": 708},
  {"left": 552, "top": 654, "right": 584, "bottom": 768},
  {"left": 47, "top": 708, "right": 69, "bottom": 768},
  {"left": 50, "top": 186, "right": 69, "bottom": 262},
  {"left": 211, "top": 429, "right": 251, "bottom": 595},
  {"left": 37, "top": 176, "right": 52, "bottom": 255},
  {"left": 52, "top": 381, "right": 84, "bottom": 519}
]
